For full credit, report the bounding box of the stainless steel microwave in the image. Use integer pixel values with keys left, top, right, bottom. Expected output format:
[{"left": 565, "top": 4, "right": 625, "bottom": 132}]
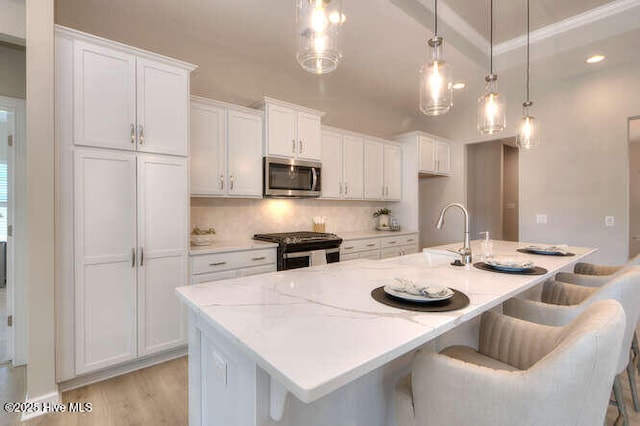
[{"left": 264, "top": 157, "right": 321, "bottom": 197}]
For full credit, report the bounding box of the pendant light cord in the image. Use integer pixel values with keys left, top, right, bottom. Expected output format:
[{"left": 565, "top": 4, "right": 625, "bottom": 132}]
[
  {"left": 434, "top": 0, "right": 438, "bottom": 36},
  {"left": 526, "top": 0, "right": 530, "bottom": 103},
  {"left": 490, "top": 0, "right": 493, "bottom": 75}
]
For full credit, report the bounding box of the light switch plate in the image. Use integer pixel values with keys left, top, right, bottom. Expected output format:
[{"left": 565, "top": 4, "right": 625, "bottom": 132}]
[
  {"left": 536, "top": 214, "right": 548, "bottom": 224},
  {"left": 605, "top": 216, "right": 615, "bottom": 227}
]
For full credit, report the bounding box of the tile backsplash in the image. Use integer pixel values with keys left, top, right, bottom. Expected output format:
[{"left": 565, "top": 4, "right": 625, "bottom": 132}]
[{"left": 191, "top": 198, "right": 390, "bottom": 240}]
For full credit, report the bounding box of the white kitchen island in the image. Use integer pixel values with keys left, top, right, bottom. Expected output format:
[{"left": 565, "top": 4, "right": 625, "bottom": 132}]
[{"left": 176, "top": 240, "right": 595, "bottom": 426}]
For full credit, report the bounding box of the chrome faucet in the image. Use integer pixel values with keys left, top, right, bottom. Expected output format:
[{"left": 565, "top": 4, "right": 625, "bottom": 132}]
[{"left": 436, "top": 203, "right": 472, "bottom": 265}]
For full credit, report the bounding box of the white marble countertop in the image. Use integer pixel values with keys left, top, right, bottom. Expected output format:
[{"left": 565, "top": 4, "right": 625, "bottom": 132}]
[
  {"left": 337, "top": 229, "right": 418, "bottom": 240},
  {"left": 189, "top": 239, "right": 278, "bottom": 256},
  {"left": 176, "top": 240, "right": 595, "bottom": 404}
]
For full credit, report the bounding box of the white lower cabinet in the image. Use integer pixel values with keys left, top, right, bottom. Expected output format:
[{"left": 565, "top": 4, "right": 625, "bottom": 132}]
[
  {"left": 74, "top": 149, "right": 188, "bottom": 374},
  {"left": 340, "top": 233, "right": 418, "bottom": 262},
  {"left": 190, "top": 247, "right": 277, "bottom": 285}
]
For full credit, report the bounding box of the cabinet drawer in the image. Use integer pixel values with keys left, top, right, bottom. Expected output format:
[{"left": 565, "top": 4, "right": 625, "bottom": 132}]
[
  {"left": 360, "top": 249, "right": 381, "bottom": 260},
  {"left": 191, "top": 269, "right": 237, "bottom": 284},
  {"left": 401, "top": 244, "right": 419, "bottom": 255},
  {"left": 381, "top": 247, "right": 403, "bottom": 259},
  {"left": 340, "top": 252, "right": 360, "bottom": 261},
  {"left": 238, "top": 264, "right": 277, "bottom": 277},
  {"left": 191, "top": 248, "right": 276, "bottom": 274},
  {"left": 381, "top": 234, "right": 418, "bottom": 248},
  {"left": 341, "top": 238, "right": 380, "bottom": 254}
]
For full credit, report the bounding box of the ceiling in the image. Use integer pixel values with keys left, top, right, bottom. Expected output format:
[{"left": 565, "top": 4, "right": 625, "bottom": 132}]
[{"left": 54, "top": 0, "right": 640, "bottom": 138}]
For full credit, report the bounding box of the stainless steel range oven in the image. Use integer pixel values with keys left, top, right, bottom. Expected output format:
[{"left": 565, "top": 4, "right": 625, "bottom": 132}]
[
  {"left": 264, "top": 157, "right": 321, "bottom": 198},
  {"left": 253, "top": 232, "right": 342, "bottom": 271}
]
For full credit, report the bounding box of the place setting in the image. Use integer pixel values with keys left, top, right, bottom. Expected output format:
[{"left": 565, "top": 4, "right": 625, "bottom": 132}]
[
  {"left": 371, "top": 277, "right": 470, "bottom": 312},
  {"left": 473, "top": 255, "right": 548, "bottom": 275},
  {"left": 516, "top": 244, "right": 575, "bottom": 257}
]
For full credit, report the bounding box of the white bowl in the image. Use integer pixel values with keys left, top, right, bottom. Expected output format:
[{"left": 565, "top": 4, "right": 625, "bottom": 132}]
[{"left": 191, "top": 234, "right": 215, "bottom": 246}]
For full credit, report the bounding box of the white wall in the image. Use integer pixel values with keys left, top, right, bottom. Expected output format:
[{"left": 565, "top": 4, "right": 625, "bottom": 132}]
[
  {"left": 0, "top": 0, "right": 25, "bottom": 44},
  {"left": 191, "top": 198, "right": 389, "bottom": 240},
  {"left": 467, "top": 141, "right": 504, "bottom": 239},
  {"left": 25, "top": 0, "right": 57, "bottom": 405}
]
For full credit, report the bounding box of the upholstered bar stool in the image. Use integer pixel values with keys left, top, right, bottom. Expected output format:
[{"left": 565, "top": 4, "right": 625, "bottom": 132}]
[
  {"left": 503, "top": 269, "right": 640, "bottom": 426},
  {"left": 394, "top": 300, "right": 625, "bottom": 426}
]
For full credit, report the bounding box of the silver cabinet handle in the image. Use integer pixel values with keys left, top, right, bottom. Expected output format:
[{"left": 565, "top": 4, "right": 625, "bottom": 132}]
[
  {"left": 407, "top": 239, "right": 414, "bottom": 242},
  {"left": 209, "top": 261, "right": 226, "bottom": 266},
  {"left": 388, "top": 241, "right": 397, "bottom": 244},
  {"left": 219, "top": 174, "right": 224, "bottom": 190},
  {"left": 436, "top": 160, "right": 440, "bottom": 170},
  {"left": 138, "top": 125, "right": 144, "bottom": 145},
  {"left": 339, "top": 182, "right": 343, "bottom": 195},
  {"left": 299, "top": 140, "right": 303, "bottom": 154},
  {"left": 251, "top": 256, "right": 266, "bottom": 261},
  {"left": 140, "top": 247, "right": 144, "bottom": 266},
  {"left": 131, "top": 248, "right": 136, "bottom": 267},
  {"left": 130, "top": 124, "right": 136, "bottom": 144},
  {"left": 366, "top": 243, "right": 376, "bottom": 247},
  {"left": 230, "top": 174, "right": 234, "bottom": 190},
  {"left": 344, "top": 246, "right": 354, "bottom": 250},
  {"left": 345, "top": 182, "right": 348, "bottom": 195},
  {"left": 292, "top": 139, "right": 296, "bottom": 153},
  {"left": 311, "top": 168, "right": 318, "bottom": 191}
]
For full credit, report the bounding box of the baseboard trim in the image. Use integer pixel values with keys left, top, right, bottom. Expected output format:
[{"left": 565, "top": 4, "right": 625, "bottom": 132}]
[
  {"left": 20, "top": 390, "right": 61, "bottom": 421},
  {"left": 58, "top": 346, "right": 187, "bottom": 392}
]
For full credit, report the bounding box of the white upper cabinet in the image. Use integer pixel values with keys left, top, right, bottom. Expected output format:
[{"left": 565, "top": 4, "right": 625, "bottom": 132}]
[
  {"left": 383, "top": 144, "right": 402, "bottom": 200},
  {"left": 136, "top": 59, "right": 189, "bottom": 156},
  {"left": 342, "top": 135, "right": 364, "bottom": 200},
  {"left": 190, "top": 103, "right": 226, "bottom": 196},
  {"left": 137, "top": 155, "right": 189, "bottom": 356},
  {"left": 73, "top": 41, "right": 136, "bottom": 151},
  {"left": 72, "top": 37, "right": 193, "bottom": 156},
  {"left": 419, "top": 134, "right": 451, "bottom": 175},
  {"left": 190, "top": 97, "right": 263, "bottom": 198},
  {"left": 320, "top": 130, "right": 343, "bottom": 199},
  {"left": 227, "top": 109, "right": 263, "bottom": 197},
  {"left": 364, "top": 140, "right": 384, "bottom": 200},
  {"left": 257, "top": 97, "right": 324, "bottom": 161}
]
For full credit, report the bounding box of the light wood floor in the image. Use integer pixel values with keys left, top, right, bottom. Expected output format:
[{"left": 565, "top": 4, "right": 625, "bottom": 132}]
[{"left": 0, "top": 351, "right": 638, "bottom": 425}]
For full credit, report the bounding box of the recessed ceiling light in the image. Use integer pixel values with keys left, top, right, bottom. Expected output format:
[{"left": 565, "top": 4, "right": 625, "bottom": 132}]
[
  {"left": 452, "top": 82, "right": 466, "bottom": 90},
  {"left": 586, "top": 55, "right": 605, "bottom": 64}
]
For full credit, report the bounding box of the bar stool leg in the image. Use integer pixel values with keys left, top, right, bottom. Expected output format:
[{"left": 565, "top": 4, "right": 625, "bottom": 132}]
[
  {"left": 633, "top": 331, "right": 640, "bottom": 375},
  {"left": 613, "top": 375, "right": 630, "bottom": 426},
  {"left": 627, "top": 360, "right": 640, "bottom": 412}
]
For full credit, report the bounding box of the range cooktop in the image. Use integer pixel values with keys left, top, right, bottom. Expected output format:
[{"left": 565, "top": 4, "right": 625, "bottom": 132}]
[{"left": 253, "top": 232, "right": 342, "bottom": 246}]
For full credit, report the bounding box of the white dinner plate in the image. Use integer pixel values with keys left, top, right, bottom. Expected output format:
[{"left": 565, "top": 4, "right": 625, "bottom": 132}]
[
  {"left": 523, "top": 246, "right": 566, "bottom": 255},
  {"left": 485, "top": 256, "right": 535, "bottom": 272},
  {"left": 383, "top": 285, "right": 454, "bottom": 303}
]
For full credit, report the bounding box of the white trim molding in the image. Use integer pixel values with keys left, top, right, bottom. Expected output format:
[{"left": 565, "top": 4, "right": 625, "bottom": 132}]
[{"left": 20, "top": 390, "right": 62, "bottom": 421}]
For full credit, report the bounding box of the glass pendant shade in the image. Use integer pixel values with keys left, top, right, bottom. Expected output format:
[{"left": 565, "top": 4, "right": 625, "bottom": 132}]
[
  {"left": 419, "top": 37, "right": 453, "bottom": 116},
  {"left": 296, "top": 0, "right": 344, "bottom": 75},
  {"left": 516, "top": 103, "right": 538, "bottom": 149},
  {"left": 477, "top": 75, "right": 505, "bottom": 134}
]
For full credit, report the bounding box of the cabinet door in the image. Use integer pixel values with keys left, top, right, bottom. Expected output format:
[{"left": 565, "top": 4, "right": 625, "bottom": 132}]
[
  {"left": 296, "top": 111, "right": 322, "bottom": 161},
  {"left": 384, "top": 144, "right": 402, "bottom": 200},
  {"left": 266, "top": 104, "right": 296, "bottom": 157},
  {"left": 190, "top": 103, "right": 226, "bottom": 196},
  {"left": 364, "top": 140, "right": 384, "bottom": 200},
  {"left": 227, "top": 109, "right": 263, "bottom": 197},
  {"left": 342, "top": 135, "right": 364, "bottom": 199},
  {"left": 435, "top": 140, "right": 451, "bottom": 174},
  {"left": 320, "top": 131, "right": 343, "bottom": 199},
  {"left": 74, "top": 149, "right": 137, "bottom": 374},
  {"left": 73, "top": 41, "right": 136, "bottom": 150},
  {"left": 381, "top": 247, "right": 403, "bottom": 259},
  {"left": 137, "top": 155, "right": 189, "bottom": 356},
  {"left": 136, "top": 58, "right": 189, "bottom": 156},
  {"left": 419, "top": 136, "right": 435, "bottom": 173}
]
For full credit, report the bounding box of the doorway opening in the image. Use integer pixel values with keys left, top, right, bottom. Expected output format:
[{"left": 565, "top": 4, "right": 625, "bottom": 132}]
[
  {"left": 628, "top": 116, "right": 640, "bottom": 258},
  {"left": 466, "top": 138, "right": 519, "bottom": 241}
]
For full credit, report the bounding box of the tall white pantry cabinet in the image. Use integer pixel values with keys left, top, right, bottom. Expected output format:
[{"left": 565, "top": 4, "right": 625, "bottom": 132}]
[{"left": 55, "top": 26, "right": 196, "bottom": 382}]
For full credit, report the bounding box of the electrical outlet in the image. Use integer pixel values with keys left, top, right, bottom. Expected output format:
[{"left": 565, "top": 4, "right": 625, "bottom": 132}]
[
  {"left": 536, "top": 214, "right": 548, "bottom": 224},
  {"left": 605, "top": 216, "right": 615, "bottom": 227}
]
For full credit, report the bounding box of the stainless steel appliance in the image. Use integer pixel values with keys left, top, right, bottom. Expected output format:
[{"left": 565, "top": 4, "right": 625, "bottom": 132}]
[
  {"left": 264, "top": 157, "right": 321, "bottom": 198},
  {"left": 253, "top": 232, "right": 342, "bottom": 271}
]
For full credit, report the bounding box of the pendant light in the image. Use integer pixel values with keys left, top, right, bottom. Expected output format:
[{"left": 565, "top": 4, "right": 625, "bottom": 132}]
[
  {"left": 516, "top": 0, "right": 539, "bottom": 149},
  {"left": 295, "top": 0, "right": 345, "bottom": 75},
  {"left": 419, "top": 0, "right": 453, "bottom": 116},
  {"left": 478, "top": 0, "right": 505, "bottom": 134}
]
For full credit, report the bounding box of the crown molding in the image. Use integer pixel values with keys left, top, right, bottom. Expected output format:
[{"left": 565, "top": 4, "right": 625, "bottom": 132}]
[{"left": 494, "top": 0, "right": 640, "bottom": 55}]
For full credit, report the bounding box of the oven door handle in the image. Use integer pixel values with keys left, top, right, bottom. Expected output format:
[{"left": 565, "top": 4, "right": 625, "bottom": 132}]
[
  {"left": 282, "top": 247, "right": 340, "bottom": 259},
  {"left": 311, "top": 167, "right": 318, "bottom": 191}
]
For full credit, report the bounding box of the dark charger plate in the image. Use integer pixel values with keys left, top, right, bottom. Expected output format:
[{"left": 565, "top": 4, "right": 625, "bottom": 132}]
[
  {"left": 474, "top": 262, "right": 548, "bottom": 275},
  {"left": 371, "top": 286, "right": 470, "bottom": 312},
  {"left": 516, "top": 248, "right": 575, "bottom": 257}
]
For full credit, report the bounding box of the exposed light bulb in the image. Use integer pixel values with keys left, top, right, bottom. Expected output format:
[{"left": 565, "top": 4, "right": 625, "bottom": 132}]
[{"left": 311, "top": 1, "right": 328, "bottom": 32}]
